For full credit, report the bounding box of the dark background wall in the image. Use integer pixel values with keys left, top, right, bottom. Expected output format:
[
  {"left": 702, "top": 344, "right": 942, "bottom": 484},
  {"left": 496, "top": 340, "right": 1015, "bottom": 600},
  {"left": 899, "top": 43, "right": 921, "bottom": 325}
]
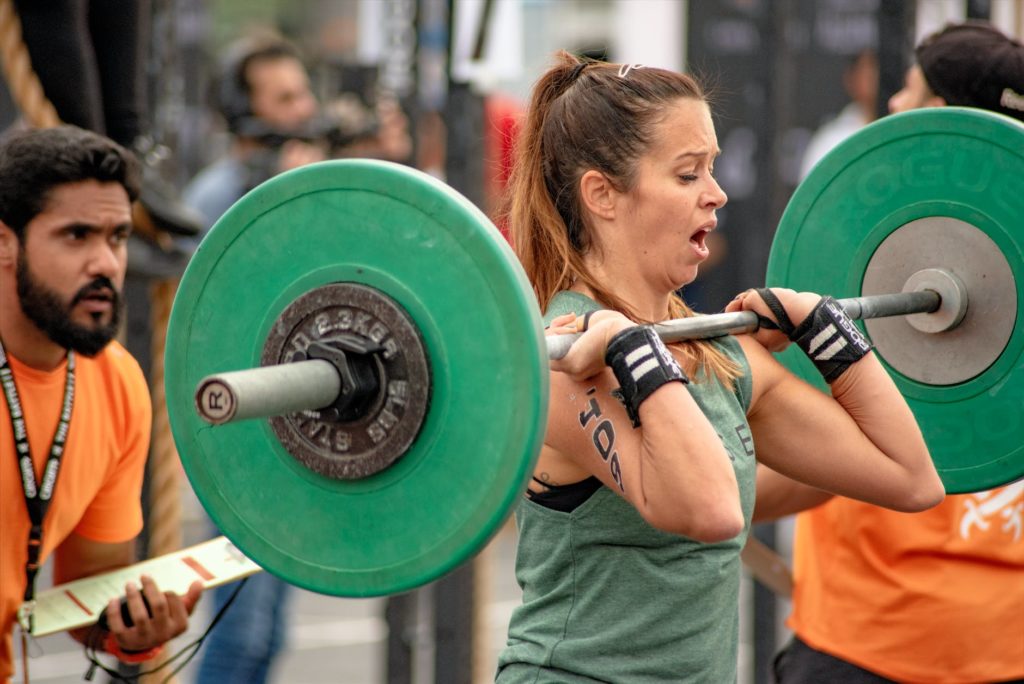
[{"left": 684, "top": 0, "right": 889, "bottom": 314}]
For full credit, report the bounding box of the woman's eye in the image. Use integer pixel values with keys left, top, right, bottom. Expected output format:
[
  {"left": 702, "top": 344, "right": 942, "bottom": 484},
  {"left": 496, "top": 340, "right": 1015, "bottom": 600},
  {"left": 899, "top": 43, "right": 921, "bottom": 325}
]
[{"left": 678, "top": 174, "right": 698, "bottom": 183}]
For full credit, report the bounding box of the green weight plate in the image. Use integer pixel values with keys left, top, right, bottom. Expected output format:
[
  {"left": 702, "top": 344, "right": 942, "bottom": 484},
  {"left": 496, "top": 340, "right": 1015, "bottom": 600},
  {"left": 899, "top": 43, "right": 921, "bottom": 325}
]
[
  {"left": 767, "top": 108, "right": 1024, "bottom": 494},
  {"left": 166, "top": 160, "right": 548, "bottom": 596}
]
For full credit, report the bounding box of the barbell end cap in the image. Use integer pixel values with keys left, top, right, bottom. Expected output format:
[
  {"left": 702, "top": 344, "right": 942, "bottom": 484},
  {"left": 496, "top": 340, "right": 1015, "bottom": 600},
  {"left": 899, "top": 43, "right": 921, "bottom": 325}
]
[
  {"left": 195, "top": 377, "right": 238, "bottom": 426},
  {"left": 902, "top": 268, "right": 969, "bottom": 334}
]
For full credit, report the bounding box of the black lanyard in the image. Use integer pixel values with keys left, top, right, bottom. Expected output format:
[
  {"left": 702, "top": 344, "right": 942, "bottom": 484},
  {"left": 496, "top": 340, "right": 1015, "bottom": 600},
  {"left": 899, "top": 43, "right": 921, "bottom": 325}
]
[{"left": 0, "top": 338, "right": 75, "bottom": 633}]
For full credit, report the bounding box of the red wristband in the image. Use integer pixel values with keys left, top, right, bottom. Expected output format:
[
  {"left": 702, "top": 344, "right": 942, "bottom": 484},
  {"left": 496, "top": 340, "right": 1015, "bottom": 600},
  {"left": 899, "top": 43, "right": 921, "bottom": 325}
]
[{"left": 103, "top": 631, "right": 163, "bottom": 663}]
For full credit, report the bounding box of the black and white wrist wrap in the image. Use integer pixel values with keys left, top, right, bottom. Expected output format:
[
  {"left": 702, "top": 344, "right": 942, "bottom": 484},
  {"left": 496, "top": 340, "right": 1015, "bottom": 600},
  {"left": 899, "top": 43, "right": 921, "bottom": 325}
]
[
  {"left": 753, "top": 289, "right": 873, "bottom": 383},
  {"left": 604, "top": 325, "right": 689, "bottom": 427},
  {"left": 791, "top": 296, "right": 873, "bottom": 382}
]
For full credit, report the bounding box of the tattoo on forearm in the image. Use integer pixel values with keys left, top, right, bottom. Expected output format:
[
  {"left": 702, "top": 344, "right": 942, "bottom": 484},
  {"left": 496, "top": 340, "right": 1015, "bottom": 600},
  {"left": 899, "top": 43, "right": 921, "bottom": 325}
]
[
  {"left": 577, "top": 387, "right": 626, "bottom": 492},
  {"left": 578, "top": 387, "right": 602, "bottom": 426}
]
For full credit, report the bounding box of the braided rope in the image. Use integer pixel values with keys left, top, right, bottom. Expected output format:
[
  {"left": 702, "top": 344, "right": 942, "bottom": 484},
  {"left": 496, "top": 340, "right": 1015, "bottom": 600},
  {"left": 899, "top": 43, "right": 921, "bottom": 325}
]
[
  {"left": 145, "top": 279, "right": 183, "bottom": 557},
  {"left": 0, "top": 0, "right": 60, "bottom": 128}
]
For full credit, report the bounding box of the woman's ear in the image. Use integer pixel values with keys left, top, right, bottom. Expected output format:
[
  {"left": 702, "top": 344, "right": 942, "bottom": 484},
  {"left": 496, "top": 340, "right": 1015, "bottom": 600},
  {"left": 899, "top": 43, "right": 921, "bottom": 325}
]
[{"left": 579, "top": 170, "right": 617, "bottom": 221}]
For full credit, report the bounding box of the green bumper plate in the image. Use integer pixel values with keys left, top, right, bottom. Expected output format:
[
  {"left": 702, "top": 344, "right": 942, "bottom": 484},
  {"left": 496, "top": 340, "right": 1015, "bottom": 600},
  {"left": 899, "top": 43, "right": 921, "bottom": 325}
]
[
  {"left": 767, "top": 108, "right": 1024, "bottom": 494},
  {"left": 166, "top": 160, "right": 548, "bottom": 596}
]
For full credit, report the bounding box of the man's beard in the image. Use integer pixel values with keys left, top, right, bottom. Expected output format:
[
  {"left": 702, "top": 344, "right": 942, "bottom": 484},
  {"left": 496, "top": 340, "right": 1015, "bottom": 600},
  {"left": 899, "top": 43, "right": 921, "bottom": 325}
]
[{"left": 16, "top": 253, "right": 123, "bottom": 357}]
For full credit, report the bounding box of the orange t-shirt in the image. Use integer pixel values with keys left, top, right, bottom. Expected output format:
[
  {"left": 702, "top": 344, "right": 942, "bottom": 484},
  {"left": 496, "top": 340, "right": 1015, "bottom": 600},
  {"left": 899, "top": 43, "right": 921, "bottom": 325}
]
[
  {"left": 789, "top": 489, "right": 1024, "bottom": 683},
  {"left": 1, "top": 342, "right": 151, "bottom": 682}
]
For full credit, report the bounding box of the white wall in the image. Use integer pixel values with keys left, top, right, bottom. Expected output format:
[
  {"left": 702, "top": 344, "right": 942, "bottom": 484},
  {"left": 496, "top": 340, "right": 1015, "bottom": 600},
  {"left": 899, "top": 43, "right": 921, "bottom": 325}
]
[
  {"left": 990, "top": 0, "right": 1024, "bottom": 38},
  {"left": 916, "top": 0, "right": 1024, "bottom": 40},
  {"left": 611, "top": 0, "right": 687, "bottom": 71}
]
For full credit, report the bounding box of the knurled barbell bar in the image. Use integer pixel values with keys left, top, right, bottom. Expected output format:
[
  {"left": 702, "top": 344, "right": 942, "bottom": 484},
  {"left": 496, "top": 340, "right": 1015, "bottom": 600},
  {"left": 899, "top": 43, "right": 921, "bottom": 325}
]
[{"left": 165, "top": 107, "right": 1024, "bottom": 597}]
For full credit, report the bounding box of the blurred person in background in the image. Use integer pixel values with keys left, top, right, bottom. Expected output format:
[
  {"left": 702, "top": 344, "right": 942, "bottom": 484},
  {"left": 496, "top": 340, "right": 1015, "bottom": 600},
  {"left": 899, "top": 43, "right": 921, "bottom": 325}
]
[
  {"left": 761, "top": 22, "right": 1024, "bottom": 684},
  {"left": 798, "top": 48, "right": 878, "bottom": 180},
  {"left": 185, "top": 32, "right": 412, "bottom": 230},
  {"left": 184, "top": 33, "right": 327, "bottom": 228}
]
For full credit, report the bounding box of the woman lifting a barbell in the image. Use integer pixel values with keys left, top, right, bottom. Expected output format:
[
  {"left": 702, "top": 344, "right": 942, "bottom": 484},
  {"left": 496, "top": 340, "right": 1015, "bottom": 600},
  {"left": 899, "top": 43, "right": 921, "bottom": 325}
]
[{"left": 495, "top": 51, "right": 945, "bottom": 683}]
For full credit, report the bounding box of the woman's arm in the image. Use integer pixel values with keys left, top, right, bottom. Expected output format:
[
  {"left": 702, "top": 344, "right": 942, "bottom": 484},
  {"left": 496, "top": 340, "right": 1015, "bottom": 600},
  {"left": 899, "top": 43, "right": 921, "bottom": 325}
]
[
  {"left": 752, "top": 464, "right": 832, "bottom": 522},
  {"left": 731, "top": 289, "right": 945, "bottom": 512},
  {"left": 541, "top": 312, "right": 744, "bottom": 542}
]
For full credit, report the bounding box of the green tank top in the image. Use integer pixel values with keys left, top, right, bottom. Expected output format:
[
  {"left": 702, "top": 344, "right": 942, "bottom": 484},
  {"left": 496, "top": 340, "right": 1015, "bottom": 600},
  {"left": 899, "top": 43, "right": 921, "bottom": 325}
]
[{"left": 497, "top": 291, "right": 756, "bottom": 684}]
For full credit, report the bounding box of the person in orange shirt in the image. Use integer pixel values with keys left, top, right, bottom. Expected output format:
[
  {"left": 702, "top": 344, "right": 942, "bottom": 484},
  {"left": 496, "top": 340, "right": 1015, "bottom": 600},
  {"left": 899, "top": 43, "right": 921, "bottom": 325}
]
[
  {"left": 0, "top": 126, "right": 202, "bottom": 683},
  {"left": 758, "top": 22, "right": 1024, "bottom": 684}
]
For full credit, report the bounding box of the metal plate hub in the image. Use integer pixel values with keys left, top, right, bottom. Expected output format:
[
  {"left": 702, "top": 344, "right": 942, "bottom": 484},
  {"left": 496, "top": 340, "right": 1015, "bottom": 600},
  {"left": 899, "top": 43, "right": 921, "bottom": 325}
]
[
  {"left": 262, "top": 282, "right": 431, "bottom": 479},
  {"left": 862, "top": 217, "right": 1017, "bottom": 386}
]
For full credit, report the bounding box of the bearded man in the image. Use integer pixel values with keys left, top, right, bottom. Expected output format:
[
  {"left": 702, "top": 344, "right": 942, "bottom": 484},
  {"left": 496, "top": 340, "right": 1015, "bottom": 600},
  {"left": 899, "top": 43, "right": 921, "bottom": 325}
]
[{"left": 0, "top": 126, "right": 201, "bottom": 684}]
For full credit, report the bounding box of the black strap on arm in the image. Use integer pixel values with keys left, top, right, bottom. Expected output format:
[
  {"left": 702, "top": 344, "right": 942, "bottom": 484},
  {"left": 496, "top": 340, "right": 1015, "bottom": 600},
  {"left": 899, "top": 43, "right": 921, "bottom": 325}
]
[
  {"left": 604, "top": 325, "right": 689, "bottom": 427},
  {"left": 752, "top": 288, "right": 794, "bottom": 334}
]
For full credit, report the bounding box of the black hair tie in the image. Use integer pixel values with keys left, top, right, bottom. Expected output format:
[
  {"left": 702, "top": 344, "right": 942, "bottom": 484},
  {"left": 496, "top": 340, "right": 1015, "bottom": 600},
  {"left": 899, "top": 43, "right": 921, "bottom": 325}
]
[{"left": 569, "top": 62, "right": 588, "bottom": 82}]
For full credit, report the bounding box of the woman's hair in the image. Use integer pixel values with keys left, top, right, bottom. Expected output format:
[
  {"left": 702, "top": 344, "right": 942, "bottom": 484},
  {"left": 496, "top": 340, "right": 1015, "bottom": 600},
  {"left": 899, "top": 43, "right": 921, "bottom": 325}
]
[{"left": 506, "top": 51, "right": 740, "bottom": 385}]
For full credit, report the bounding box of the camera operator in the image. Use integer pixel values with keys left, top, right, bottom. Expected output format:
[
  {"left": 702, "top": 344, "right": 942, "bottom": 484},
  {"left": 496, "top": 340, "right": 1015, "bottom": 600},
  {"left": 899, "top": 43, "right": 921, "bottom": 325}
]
[
  {"left": 185, "top": 33, "right": 413, "bottom": 231},
  {"left": 184, "top": 34, "right": 327, "bottom": 229}
]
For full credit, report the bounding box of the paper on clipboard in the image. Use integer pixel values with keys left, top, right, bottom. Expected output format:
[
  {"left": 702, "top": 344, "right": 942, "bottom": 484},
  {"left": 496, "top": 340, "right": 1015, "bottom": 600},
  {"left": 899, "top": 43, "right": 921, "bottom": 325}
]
[{"left": 26, "top": 536, "right": 262, "bottom": 637}]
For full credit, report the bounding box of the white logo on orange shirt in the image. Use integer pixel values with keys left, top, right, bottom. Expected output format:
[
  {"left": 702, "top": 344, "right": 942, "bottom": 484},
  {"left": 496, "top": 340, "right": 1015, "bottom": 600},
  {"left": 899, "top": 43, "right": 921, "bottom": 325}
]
[{"left": 959, "top": 481, "right": 1024, "bottom": 541}]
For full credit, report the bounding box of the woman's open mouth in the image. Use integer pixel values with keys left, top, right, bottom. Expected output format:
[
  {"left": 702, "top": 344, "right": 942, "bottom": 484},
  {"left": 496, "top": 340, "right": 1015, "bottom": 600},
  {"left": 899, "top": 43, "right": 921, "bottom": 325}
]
[{"left": 690, "top": 228, "right": 711, "bottom": 259}]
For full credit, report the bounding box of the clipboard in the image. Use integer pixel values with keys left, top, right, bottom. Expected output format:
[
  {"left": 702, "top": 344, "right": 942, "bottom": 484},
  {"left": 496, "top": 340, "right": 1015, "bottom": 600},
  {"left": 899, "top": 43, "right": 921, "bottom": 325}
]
[{"left": 25, "top": 536, "right": 262, "bottom": 637}]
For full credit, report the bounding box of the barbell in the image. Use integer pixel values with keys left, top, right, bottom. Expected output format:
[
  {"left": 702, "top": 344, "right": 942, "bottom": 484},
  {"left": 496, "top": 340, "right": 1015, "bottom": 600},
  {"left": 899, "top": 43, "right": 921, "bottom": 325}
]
[
  {"left": 195, "top": 289, "right": 945, "bottom": 424},
  {"left": 166, "top": 108, "right": 1024, "bottom": 597}
]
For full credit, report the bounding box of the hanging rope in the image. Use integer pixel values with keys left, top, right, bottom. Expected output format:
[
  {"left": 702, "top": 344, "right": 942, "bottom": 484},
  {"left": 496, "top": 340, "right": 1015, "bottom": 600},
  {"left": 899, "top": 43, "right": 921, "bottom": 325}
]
[
  {"left": 145, "top": 278, "right": 184, "bottom": 558},
  {"left": 0, "top": 0, "right": 60, "bottom": 127}
]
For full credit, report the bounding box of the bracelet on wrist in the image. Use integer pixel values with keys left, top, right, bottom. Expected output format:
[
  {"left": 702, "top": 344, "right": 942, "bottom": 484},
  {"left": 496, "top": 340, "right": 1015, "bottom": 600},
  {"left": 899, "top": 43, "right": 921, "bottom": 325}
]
[{"left": 103, "top": 631, "right": 163, "bottom": 663}]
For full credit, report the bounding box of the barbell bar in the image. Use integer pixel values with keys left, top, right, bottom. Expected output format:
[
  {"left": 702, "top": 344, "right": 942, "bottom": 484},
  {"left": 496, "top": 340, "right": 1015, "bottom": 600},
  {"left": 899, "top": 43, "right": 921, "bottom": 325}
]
[
  {"left": 165, "top": 108, "right": 1024, "bottom": 597},
  {"left": 547, "top": 289, "right": 943, "bottom": 360},
  {"left": 196, "top": 289, "right": 943, "bottom": 426}
]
